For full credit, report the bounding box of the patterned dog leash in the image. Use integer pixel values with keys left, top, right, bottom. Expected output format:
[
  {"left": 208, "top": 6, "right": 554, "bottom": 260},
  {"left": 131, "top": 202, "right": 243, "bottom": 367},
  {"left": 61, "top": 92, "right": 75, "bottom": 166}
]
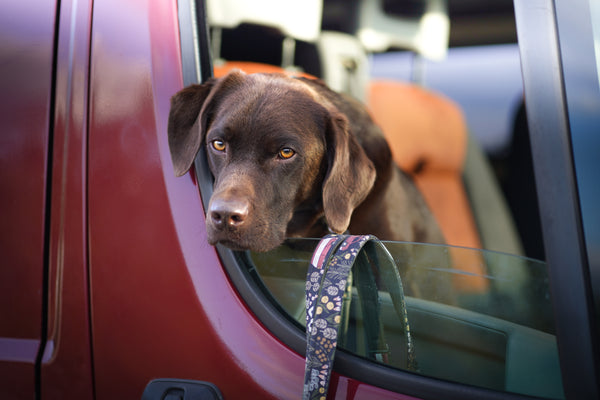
[{"left": 303, "top": 234, "right": 417, "bottom": 400}]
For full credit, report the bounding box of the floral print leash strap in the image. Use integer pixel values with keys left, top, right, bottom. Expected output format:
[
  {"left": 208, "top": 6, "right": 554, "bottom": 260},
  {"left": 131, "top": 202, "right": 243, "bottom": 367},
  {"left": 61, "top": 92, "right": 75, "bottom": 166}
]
[{"left": 303, "top": 234, "right": 417, "bottom": 400}]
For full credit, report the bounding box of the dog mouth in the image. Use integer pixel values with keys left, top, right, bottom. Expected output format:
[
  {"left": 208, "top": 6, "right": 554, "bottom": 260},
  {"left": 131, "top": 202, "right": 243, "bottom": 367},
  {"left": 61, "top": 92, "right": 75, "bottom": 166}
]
[
  {"left": 212, "top": 239, "right": 251, "bottom": 252},
  {"left": 206, "top": 222, "right": 286, "bottom": 253},
  {"left": 209, "top": 236, "right": 283, "bottom": 253}
]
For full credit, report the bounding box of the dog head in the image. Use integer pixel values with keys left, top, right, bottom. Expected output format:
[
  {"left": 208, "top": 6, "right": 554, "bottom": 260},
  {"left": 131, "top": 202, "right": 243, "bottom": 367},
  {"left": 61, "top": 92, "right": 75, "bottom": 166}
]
[{"left": 168, "top": 70, "right": 375, "bottom": 251}]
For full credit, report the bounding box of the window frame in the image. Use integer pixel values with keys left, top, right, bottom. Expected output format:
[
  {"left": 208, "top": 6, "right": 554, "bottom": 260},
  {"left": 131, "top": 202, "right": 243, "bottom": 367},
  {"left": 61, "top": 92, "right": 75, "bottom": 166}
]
[
  {"left": 514, "top": 0, "right": 600, "bottom": 398},
  {"left": 177, "top": 0, "right": 599, "bottom": 398}
]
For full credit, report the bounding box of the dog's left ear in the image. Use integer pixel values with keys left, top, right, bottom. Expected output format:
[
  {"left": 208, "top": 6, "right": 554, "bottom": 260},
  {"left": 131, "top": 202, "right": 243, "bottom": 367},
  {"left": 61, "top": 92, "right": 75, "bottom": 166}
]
[{"left": 322, "top": 113, "right": 376, "bottom": 233}]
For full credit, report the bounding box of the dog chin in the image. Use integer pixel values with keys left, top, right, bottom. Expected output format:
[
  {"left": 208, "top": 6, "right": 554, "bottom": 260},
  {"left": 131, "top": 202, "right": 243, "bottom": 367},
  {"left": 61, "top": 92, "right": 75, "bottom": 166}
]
[
  {"left": 207, "top": 235, "right": 284, "bottom": 253},
  {"left": 213, "top": 240, "right": 251, "bottom": 252}
]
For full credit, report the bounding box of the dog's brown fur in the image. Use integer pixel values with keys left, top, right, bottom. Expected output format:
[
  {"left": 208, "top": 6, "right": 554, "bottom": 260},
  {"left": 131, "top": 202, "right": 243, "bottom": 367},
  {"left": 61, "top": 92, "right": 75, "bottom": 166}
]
[{"left": 168, "top": 70, "right": 444, "bottom": 252}]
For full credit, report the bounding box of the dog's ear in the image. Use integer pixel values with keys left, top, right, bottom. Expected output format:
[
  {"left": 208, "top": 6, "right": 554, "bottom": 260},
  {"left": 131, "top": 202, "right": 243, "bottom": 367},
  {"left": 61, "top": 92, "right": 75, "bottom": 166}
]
[
  {"left": 168, "top": 70, "right": 246, "bottom": 176},
  {"left": 322, "top": 112, "right": 376, "bottom": 233},
  {"left": 168, "top": 81, "right": 216, "bottom": 176}
]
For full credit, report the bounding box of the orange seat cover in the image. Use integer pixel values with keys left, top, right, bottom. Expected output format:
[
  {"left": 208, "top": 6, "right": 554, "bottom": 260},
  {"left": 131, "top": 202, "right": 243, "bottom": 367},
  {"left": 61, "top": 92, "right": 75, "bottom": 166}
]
[
  {"left": 213, "top": 61, "right": 315, "bottom": 79},
  {"left": 369, "top": 80, "right": 486, "bottom": 292}
]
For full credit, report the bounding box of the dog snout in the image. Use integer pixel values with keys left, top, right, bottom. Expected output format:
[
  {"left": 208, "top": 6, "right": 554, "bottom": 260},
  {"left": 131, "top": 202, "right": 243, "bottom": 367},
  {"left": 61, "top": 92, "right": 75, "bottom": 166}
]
[{"left": 209, "top": 197, "right": 250, "bottom": 229}]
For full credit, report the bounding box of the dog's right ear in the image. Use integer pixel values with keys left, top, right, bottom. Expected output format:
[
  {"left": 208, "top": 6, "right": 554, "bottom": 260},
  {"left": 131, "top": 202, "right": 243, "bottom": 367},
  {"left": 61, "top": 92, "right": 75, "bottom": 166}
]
[
  {"left": 168, "top": 70, "right": 248, "bottom": 176},
  {"left": 168, "top": 81, "right": 216, "bottom": 176}
]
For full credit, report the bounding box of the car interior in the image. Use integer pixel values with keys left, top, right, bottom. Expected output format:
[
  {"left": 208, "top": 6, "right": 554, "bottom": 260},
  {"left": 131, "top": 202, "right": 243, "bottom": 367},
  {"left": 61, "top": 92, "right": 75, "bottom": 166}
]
[{"left": 201, "top": 0, "right": 562, "bottom": 398}]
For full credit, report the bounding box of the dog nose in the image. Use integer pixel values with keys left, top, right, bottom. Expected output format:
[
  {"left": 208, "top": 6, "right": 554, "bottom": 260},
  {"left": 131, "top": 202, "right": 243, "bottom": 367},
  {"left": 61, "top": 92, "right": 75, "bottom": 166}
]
[{"left": 209, "top": 197, "right": 249, "bottom": 229}]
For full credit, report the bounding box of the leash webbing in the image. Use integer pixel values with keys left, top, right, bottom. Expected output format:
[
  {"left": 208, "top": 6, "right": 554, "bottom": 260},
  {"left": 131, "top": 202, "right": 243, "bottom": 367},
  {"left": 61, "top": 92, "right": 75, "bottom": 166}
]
[{"left": 302, "top": 234, "right": 417, "bottom": 400}]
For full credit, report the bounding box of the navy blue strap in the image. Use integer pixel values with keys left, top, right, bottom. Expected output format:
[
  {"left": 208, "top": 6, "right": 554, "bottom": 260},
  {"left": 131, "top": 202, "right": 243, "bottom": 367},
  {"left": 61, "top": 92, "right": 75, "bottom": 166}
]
[{"left": 303, "top": 234, "right": 417, "bottom": 399}]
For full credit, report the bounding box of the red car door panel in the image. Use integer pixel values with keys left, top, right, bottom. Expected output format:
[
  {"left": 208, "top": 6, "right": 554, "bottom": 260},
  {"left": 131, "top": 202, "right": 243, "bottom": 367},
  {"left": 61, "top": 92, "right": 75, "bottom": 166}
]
[{"left": 0, "top": 2, "right": 57, "bottom": 398}]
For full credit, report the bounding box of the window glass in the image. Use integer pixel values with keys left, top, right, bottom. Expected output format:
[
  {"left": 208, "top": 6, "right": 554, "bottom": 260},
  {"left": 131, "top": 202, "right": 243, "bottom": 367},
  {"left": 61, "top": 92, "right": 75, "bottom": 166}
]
[
  {"left": 202, "top": 0, "right": 560, "bottom": 397},
  {"left": 556, "top": 0, "right": 600, "bottom": 325},
  {"left": 250, "top": 239, "right": 563, "bottom": 399},
  {"left": 591, "top": 0, "right": 600, "bottom": 87}
]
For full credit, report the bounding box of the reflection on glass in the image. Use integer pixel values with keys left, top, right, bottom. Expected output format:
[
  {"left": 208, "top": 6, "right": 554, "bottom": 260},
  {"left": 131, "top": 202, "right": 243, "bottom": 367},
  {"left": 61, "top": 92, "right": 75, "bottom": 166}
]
[
  {"left": 250, "top": 239, "right": 563, "bottom": 399},
  {"left": 590, "top": 0, "right": 600, "bottom": 87}
]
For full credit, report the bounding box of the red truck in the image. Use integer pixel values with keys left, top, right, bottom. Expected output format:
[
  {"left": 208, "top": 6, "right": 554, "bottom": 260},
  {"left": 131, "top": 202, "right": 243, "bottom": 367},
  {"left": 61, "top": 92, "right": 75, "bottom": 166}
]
[{"left": 1, "top": 0, "right": 598, "bottom": 399}]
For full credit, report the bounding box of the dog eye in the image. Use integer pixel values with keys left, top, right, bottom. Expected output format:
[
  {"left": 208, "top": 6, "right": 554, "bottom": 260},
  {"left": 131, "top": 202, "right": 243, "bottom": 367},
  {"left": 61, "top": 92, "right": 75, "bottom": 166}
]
[
  {"left": 278, "top": 148, "right": 295, "bottom": 159},
  {"left": 211, "top": 140, "right": 226, "bottom": 152}
]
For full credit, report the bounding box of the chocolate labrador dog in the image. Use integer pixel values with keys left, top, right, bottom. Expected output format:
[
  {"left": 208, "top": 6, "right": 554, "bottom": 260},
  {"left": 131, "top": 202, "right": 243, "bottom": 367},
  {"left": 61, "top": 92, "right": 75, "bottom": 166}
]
[{"left": 168, "top": 70, "right": 444, "bottom": 252}]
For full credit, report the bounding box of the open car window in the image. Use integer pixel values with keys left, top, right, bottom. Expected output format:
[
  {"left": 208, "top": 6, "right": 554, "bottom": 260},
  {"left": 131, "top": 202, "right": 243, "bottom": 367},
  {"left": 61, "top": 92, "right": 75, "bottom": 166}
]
[
  {"left": 177, "top": 0, "right": 594, "bottom": 398},
  {"left": 249, "top": 239, "right": 562, "bottom": 399}
]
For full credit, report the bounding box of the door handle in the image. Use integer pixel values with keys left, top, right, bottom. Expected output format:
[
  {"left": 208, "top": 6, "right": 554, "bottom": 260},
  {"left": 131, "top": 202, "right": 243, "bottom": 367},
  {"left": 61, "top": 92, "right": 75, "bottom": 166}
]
[{"left": 141, "top": 379, "right": 223, "bottom": 400}]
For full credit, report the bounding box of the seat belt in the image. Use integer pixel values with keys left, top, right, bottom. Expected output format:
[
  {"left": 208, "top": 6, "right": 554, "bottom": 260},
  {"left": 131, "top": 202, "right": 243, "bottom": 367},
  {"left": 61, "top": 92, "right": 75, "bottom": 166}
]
[{"left": 303, "top": 234, "right": 417, "bottom": 400}]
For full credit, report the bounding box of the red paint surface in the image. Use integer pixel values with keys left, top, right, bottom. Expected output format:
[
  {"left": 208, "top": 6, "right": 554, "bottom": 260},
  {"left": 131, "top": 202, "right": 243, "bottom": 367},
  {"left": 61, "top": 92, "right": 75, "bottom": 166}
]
[
  {"left": 40, "top": 0, "right": 95, "bottom": 398},
  {"left": 0, "top": 1, "right": 57, "bottom": 398},
  {"left": 87, "top": 1, "right": 307, "bottom": 398}
]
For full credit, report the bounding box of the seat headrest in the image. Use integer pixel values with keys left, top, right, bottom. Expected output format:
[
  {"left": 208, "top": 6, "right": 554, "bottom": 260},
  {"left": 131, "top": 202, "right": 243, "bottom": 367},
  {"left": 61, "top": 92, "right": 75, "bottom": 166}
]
[
  {"left": 368, "top": 80, "right": 467, "bottom": 173},
  {"left": 206, "top": 0, "right": 323, "bottom": 43},
  {"left": 357, "top": 0, "right": 449, "bottom": 61}
]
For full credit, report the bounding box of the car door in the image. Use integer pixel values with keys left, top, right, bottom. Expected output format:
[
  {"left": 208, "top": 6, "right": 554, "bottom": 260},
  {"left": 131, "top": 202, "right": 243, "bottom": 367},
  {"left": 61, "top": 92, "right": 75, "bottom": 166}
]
[
  {"left": 85, "top": 0, "right": 299, "bottom": 398},
  {"left": 174, "top": 0, "right": 599, "bottom": 399}
]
